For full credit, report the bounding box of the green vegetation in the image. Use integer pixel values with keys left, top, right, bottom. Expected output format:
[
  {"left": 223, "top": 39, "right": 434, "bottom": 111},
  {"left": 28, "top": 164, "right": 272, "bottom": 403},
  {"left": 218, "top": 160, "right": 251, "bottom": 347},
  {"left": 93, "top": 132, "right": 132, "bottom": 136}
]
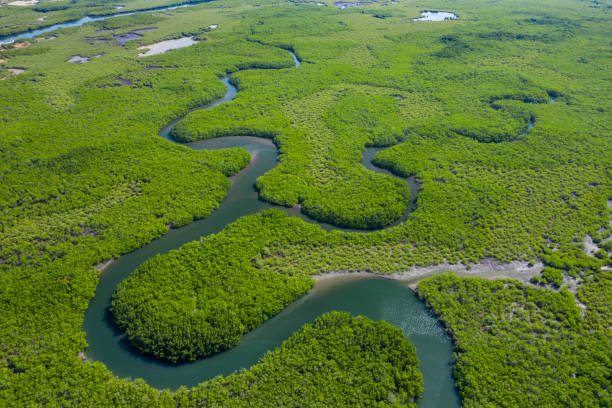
[
  {"left": 530, "top": 243, "right": 609, "bottom": 287},
  {"left": 540, "top": 244, "right": 606, "bottom": 277},
  {"left": 175, "top": 312, "right": 423, "bottom": 407},
  {"left": 0, "top": 0, "right": 212, "bottom": 38},
  {"left": 417, "top": 272, "right": 611, "bottom": 407},
  {"left": 535, "top": 266, "right": 564, "bottom": 287},
  {"left": 111, "top": 210, "right": 317, "bottom": 362},
  {"left": 2, "top": 311, "right": 424, "bottom": 407},
  {"left": 0, "top": 140, "right": 250, "bottom": 269},
  {"left": 1, "top": 0, "right": 611, "bottom": 405}
]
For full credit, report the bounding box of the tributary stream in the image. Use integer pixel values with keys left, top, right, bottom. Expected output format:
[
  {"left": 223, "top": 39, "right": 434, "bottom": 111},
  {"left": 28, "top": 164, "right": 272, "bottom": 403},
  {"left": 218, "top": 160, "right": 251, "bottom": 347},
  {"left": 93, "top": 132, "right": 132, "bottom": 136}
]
[
  {"left": 0, "top": 0, "right": 215, "bottom": 44},
  {"left": 83, "top": 50, "right": 461, "bottom": 407}
]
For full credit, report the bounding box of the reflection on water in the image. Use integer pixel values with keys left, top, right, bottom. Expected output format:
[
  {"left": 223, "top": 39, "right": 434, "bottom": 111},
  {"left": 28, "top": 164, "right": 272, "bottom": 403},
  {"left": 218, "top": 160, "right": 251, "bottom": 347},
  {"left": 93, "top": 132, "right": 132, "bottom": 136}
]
[
  {"left": 414, "top": 11, "right": 458, "bottom": 21},
  {"left": 83, "top": 45, "right": 459, "bottom": 407},
  {"left": 86, "top": 272, "right": 460, "bottom": 407}
]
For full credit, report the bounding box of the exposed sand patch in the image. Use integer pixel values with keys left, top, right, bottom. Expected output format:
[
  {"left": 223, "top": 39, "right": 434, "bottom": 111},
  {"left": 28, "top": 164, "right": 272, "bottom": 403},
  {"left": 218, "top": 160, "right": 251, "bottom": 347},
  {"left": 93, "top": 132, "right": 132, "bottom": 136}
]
[
  {"left": 312, "top": 258, "right": 543, "bottom": 290},
  {"left": 8, "top": 0, "right": 39, "bottom": 5},
  {"left": 67, "top": 54, "right": 103, "bottom": 63},
  {"left": 413, "top": 11, "right": 458, "bottom": 21},
  {"left": 94, "top": 259, "right": 114, "bottom": 272},
  {"left": 561, "top": 277, "right": 588, "bottom": 316},
  {"left": 1, "top": 67, "right": 24, "bottom": 80},
  {"left": 137, "top": 36, "right": 198, "bottom": 57},
  {"left": 13, "top": 41, "right": 30, "bottom": 49},
  {"left": 583, "top": 199, "right": 612, "bottom": 255},
  {"left": 68, "top": 55, "right": 90, "bottom": 63},
  {"left": 583, "top": 235, "right": 598, "bottom": 256},
  {"left": 312, "top": 258, "right": 594, "bottom": 312}
]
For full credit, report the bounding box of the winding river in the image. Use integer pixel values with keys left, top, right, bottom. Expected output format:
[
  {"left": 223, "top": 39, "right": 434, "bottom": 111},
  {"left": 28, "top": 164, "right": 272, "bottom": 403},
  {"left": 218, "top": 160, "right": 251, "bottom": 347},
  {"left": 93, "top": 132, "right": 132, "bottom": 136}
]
[
  {"left": 0, "top": 0, "right": 214, "bottom": 45},
  {"left": 83, "top": 50, "right": 460, "bottom": 407}
]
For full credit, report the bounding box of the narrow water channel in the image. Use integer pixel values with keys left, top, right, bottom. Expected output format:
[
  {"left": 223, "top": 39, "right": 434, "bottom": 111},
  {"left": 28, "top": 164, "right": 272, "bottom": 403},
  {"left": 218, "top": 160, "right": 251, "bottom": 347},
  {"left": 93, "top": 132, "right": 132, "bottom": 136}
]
[
  {"left": 0, "top": 0, "right": 214, "bottom": 44},
  {"left": 85, "top": 274, "right": 460, "bottom": 407},
  {"left": 83, "top": 49, "right": 460, "bottom": 407}
]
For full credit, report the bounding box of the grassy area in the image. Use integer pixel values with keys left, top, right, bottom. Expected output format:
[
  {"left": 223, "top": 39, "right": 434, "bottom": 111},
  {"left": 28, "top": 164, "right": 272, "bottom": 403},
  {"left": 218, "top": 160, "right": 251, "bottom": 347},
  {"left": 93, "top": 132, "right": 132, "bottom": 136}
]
[
  {"left": 0, "top": 0, "right": 610, "bottom": 405},
  {"left": 418, "top": 272, "right": 611, "bottom": 407},
  {"left": 0, "top": 0, "right": 215, "bottom": 38},
  {"left": 176, "top": 311, "right": 424, "bottom": 407}
]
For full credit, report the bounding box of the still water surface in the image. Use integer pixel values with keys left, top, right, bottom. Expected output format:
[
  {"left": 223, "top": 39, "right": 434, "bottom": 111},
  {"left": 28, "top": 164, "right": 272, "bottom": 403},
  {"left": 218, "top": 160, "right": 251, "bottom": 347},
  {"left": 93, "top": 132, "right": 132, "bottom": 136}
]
[
  {"left": 86, "top": 272, "right": 460, "bottom": 407},
  {"left": 83, "top": 49, "right": 460, "bottom": 407}
]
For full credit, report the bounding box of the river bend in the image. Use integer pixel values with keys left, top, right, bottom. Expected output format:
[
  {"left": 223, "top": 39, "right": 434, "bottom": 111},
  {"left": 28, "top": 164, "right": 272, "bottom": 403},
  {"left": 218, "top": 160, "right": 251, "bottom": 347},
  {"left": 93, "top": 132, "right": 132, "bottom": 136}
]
[
  {"left": 83, "top": 49, "right": 460, "bottom": 407},
  {"left": 0, "top": 0, "right": 215, "bottom": 45}
]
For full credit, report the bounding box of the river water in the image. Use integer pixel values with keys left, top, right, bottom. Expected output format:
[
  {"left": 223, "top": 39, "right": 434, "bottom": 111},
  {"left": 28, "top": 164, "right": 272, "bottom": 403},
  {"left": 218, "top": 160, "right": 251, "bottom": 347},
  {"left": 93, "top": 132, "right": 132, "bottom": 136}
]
[
  {"left": 82, "top": 49, "right": 460, "bottom": 406},
  {"left": 0, "top": 0, "right": 213, "bottom": 44}
]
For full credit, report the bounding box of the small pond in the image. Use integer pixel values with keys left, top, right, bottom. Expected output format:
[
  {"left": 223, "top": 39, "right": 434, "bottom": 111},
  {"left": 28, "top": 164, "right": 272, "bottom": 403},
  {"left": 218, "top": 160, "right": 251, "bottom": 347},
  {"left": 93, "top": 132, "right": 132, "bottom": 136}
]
[
  {"left": 413, "top": 11, "right": 458, "bottom": 21},
  {"left": 113, "top": 32, "right": 142, "bottom": 45},
  {"left": 138, "top": 36, "right": 198, "bottom": 57}
]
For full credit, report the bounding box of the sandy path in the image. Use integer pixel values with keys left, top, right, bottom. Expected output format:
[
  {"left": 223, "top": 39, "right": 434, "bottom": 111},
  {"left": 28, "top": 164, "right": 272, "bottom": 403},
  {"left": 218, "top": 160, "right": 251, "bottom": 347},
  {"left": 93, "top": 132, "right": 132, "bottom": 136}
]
[{"left": 313, "top": 258, "right": 543, "bottom": 290}]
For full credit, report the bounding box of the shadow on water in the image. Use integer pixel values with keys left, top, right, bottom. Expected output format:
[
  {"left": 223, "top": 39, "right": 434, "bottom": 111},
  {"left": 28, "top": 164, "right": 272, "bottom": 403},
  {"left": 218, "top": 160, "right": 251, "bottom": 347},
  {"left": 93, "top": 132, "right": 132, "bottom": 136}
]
[{"left": 83, "top": 49, "right": 460, "bottom": 407}]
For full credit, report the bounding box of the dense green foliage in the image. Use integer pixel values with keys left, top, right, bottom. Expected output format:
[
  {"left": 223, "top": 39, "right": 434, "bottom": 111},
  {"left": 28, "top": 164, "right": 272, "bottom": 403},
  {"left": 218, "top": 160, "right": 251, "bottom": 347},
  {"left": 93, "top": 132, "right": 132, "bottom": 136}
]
[
  {"left": 175, "top": 312, "right": 423, "bottom": 407},
  {"left": 170, "top": 48, "right": 414, "bottom": 229},
  {"left": 530, "top": 243, "right": 609, "bottom": 287},
  {"left": 0, "top": 0, "right": 212, "bottom": 38},
  {"left": 537, "top": 266, "right": 564, "bottom": 287},
  {"left": 1, "top": 0, "right": 611, "bottom": 405},
  {"left": 111, "top": 210, "right": 316, "bottom": 362},
  {"left": 3, "top": 310, "right": 424, "bottom": 407},
  {"left": 0, "top": 140, "right": 250, "bottom": 267},
  {"left": 417, "top": 272, "right": 612, "bottom": 407}
]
